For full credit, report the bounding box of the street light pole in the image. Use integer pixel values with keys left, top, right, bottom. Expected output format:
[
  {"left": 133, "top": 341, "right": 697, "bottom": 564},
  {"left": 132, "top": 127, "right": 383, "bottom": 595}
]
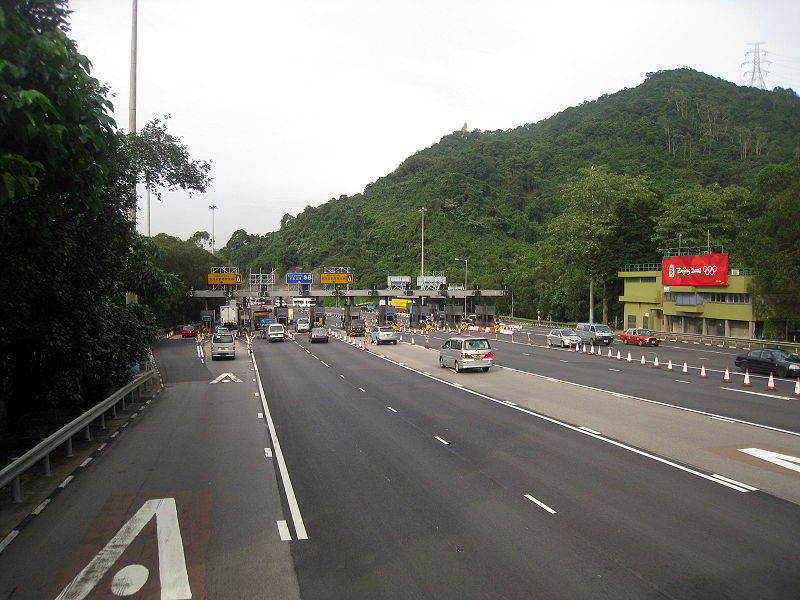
[
  {"left": 209, "top": 205, "right": 217, "bottom": 255},
  {"left": 455, "top": 258, "right": 467, "bottom": 317},
  {"left": 419, "top": 207, "right": 426, "bottom": 309}
]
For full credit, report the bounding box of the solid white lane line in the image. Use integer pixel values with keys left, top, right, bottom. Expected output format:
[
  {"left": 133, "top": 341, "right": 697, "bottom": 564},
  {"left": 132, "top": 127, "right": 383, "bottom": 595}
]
[
  {"left": 264, "top": 447, "right": 273, "bottom": 458},
  {"left": 524, "top": 494, "right": 557, "bottom": 514},
  {"left": 452, "top": 383, "right": 464, "bottom": 387},
  {"left": 368, "top": 353, "right": 770, "bottom": 492},
  {"left": 711, "top": 474, "right": 758, "bottom": 492},
  {"left": 320, "top": 361, "right": 330, "bottom": 368},
  {"left": 710, "top": 416, "right": 736, "bottom": 423},
  {"left": 252, "top": 353, "right": 308, "bottom": 540},
  {"left": 387, "top": 406, "right": 398, "bottom": 413},
  {"left": 720, "top": 387, "right": 789, "bottom": 400},
  {"left": 503, "top": 401, "right": 517, "bottom": 406},
  {"left": 277, "top": 520, "right": 292, "bottom": 541},
  {"left": 579, "top": 427, "right": 601, "bottom": 435},
  {"left": 434, "top": 436, "right": 449, "bottom": 445}
]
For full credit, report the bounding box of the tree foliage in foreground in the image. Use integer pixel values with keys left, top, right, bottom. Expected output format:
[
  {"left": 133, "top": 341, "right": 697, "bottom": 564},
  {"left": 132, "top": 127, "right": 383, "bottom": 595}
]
[{"left": 0, "top": 0, "right": 211, "bottom": 430}]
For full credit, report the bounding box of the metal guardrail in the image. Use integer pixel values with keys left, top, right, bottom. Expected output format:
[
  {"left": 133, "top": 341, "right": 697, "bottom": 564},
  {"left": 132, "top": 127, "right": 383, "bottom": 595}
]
[{"left": 0, "top": 369, "right": 157, "bottom": 503}]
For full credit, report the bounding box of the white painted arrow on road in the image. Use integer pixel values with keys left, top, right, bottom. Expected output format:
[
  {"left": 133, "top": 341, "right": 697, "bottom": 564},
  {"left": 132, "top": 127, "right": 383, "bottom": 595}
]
[
  {"left": 739, "top": 448, "right": 800, "bottom": 474},
  {"left": 209, "top": 373, "right": 243, "bottom": 384}
]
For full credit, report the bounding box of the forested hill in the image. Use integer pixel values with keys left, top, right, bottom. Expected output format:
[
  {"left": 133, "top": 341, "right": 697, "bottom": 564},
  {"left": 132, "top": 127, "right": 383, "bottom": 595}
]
[{"left": 221, "top": 68, "right": 800, "bottom": 323}]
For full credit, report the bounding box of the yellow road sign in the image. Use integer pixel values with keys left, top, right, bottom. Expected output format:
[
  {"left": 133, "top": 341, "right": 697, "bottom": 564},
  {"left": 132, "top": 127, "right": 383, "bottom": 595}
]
[
  {"left": 320, "top": 273, "right": 354, "bottom": 284},
  {"left": 207, "top": 273, "right": 242, "bottom": 285}
]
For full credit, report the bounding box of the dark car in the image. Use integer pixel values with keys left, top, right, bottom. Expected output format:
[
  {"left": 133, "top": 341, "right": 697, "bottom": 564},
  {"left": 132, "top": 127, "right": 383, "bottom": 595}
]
[
  {"left": 734, "top": 348, "right": 800, "bottom": 378},
  {"left": 345, "top": 318, "right": 366, "bottom": 336},
  {"left": 180, "top": 324, "right": 197, "bottom": 338}
]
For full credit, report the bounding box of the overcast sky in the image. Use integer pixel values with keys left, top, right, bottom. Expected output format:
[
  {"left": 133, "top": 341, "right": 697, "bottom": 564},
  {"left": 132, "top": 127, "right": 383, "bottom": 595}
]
[{"left": 68, "top": 0, "right": 800, "bottom": 248}]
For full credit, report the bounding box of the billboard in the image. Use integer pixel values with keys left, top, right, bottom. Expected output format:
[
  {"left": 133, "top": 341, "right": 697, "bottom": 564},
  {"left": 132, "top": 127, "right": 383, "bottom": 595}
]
[
  {"left": 286, "top": 273, "right": 313, "bottom": 284},
  {"left": 661, "top": 253, "right": 728, "bottom": 287},
  {"left": 320, "top": 273, "right": 354, "bottom": 284},
  {"left": 208, "top": 273, "right": 242, "bottom": 285}
]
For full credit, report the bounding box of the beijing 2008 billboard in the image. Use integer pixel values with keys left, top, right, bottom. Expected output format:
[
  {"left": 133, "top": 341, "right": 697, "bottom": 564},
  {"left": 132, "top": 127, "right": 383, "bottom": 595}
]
[{"left": 661, "top": 253, "right": 728, "bottom": 286}]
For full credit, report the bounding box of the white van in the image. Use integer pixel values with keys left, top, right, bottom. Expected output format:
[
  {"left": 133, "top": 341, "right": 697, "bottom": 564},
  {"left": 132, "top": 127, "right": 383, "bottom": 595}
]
[
  {"left": 295, "top": 317, "right": 311, "bottom": 333},
  {"left": 439, "top": 336, "right": 493, "bottom": 372},
  {"left": 267, "top": 323, "right": 286, "bottom": 342}
]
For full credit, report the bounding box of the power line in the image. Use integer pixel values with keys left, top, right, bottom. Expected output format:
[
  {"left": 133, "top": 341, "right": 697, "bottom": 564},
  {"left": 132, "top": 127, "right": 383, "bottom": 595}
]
[{"left": 742, "top": 42, "right": 771, "bottom": 89}]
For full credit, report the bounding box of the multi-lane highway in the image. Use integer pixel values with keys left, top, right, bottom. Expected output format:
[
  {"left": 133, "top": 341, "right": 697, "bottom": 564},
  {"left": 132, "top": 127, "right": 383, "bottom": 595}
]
[{"left": 1, "top": 318, "right": 799, "bottom": 599}]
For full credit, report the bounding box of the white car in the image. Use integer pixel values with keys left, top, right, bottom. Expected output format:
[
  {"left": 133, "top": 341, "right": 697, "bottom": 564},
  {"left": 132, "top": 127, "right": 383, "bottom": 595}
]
[
  {"left": 295, "top": 317, "right": 311, "bottom": 333},
  {"left": 439, "top": 336, "right": 493, "bottom": 372},
  {"left": 266, "top": 323, "right": 285, "bottom": 342},
  {"left": 370, "top": 326, "right": 398, "bottom": 345},
  {"left": 546, "top": 328, "right": 582, "bottom": 347}
]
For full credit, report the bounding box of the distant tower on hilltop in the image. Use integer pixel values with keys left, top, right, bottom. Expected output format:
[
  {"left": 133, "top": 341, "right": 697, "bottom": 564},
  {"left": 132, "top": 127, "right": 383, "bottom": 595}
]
[
  {"left": 742, "top": 42, "right": 771, "bottom": 89},
  {"left": 461, "top": 122, "right": 468, "bottom": 138}
]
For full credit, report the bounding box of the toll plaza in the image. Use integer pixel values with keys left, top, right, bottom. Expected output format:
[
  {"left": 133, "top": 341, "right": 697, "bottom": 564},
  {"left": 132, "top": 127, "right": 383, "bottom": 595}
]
[
  {"left": 474, "top": 305, "right": 497, "bottom": 327},
  {"left": 275, "top": 306, "right": 291, "bottom": 326}
]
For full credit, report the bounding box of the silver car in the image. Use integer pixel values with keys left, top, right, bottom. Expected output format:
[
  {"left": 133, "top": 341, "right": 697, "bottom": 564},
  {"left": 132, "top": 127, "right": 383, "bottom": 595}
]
[
  {"left": 439, "top": 336, "right": 493, "bottom": 372},
  {"left": 210, "top": 334, "right": 236, "bottom": 360},
  {"left": 546, "top": 328, "right": 582, "bottom": 348},
  {"left": 370, "top": 326, "right": 398, "bottom": 345}
]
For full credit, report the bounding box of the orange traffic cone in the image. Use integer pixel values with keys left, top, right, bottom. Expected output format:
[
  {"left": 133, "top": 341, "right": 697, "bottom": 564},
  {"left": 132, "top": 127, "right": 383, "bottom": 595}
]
[
  {"left": 743, "top": 370, "right": 752, "bottom": 386},
  {"left": 700, "top": 364, "right": 707, "bottom": 378},
  {"left": 616, "top": 350, "right": 622, "bottom": 360},
  {"left": 627, "top": 352, "right": 633, "bottom": 363},
  {"left": 666, "top": 359, "right": 674, "bottom": 371},
  {"left": 607, "top": 348, "right": 613, "bottom": 358},
  {"left": 653, "top": 356, "right": 660, "bottom": 368},
  {"left": 640, "top": 354, "right": 646, "bottom": 365},
  {"left": 722, "top": 367, "right": 732, "bottom": 383},
  {"left": 682, "top": 362, "right": 689, "bottom": 375},
  {"left": 767, "top": 372, "right": 776, "bottom": 390},
  {"left": 590, "top": 345, "right": 595, "bottom": 355},
  {"left": 794, "top": 378, "right": 800, "bottom": 397}
]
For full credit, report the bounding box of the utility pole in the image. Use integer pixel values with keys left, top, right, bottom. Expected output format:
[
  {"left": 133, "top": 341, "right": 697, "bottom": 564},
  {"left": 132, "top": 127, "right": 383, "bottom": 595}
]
[
  {"left": 419, "top": 207, "right": 426, "bottom": 309},
  {"left": 209, "top": 205, "right": 218, "bottom": 254},
  {"left": 742, "top": 42, "right": 770, "bottom": 89},
  {"left": 125, "top": 0, "right": 139, "bottom": 305}
]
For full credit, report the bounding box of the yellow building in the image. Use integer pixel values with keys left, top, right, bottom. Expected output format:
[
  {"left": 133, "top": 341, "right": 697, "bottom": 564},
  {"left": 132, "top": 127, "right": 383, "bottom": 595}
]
[{"left": 618, "top": 263, "right": 759, "bottom": 338}]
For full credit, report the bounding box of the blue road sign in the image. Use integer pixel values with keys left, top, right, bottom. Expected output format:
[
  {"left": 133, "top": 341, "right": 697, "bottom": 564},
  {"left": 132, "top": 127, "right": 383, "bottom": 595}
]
[{"left": 286, "top": 273, "right": 313, "bottom": 284}]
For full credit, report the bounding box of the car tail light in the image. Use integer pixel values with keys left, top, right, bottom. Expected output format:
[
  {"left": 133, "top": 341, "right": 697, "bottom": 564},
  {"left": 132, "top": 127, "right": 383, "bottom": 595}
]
[
  {"left": 485, "top": 352, "right": 493, "bottom": 358},
  {"left": 210, "top": 344, "right": 214, "bottom": 349}
]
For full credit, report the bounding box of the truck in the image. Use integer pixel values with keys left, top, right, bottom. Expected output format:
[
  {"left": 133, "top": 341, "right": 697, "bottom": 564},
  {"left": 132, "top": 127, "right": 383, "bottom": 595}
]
[{"left": 220, "top": 304, "right": 238, "bottom": 328}]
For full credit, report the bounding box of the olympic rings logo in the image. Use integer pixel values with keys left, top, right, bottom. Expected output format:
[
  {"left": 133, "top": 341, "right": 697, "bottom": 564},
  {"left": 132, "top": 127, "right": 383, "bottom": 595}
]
[{"left": 702, "top": 265, "right": 718, "bottom": 275}]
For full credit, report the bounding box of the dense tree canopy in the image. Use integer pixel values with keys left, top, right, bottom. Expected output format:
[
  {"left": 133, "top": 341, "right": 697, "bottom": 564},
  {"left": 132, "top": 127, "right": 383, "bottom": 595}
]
[
  {"left": 1, "top": 0, "right": 211, "bottom": 429},
  {"left": 222, "top": 68, "right": 799, "bottom": 328}
]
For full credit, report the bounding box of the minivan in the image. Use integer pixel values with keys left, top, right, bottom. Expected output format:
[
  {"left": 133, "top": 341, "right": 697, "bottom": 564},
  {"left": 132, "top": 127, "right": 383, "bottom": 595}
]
[
  {"left": 439, "top": 336, "right": 493, "bottom": 372},
  {"left": 210, "top": 334, "right": 236, "bottom": 360},
  {"left": 575, "top": 323, "right": 614, "bottom": 345},
  {"left": 267, "top": 323, "right": 286, "bottom": 342},
  {"left": 295, "top": 317, "right": 311, "bottom": 333},
  {"left": 345, "top": 318, "right": 366, "bottom": 336}
]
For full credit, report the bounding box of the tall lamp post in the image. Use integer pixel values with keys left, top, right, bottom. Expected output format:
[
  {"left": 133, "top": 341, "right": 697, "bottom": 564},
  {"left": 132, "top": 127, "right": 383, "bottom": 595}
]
[
  {"left": 502, "top": 268, "right": 513, "bottom": 318},
  {"left": 419, "top": 207, "right": 426, "bottom": 309},
  {"left": 455, "top": 258, "right": 468, "bottom": 317},
  {"left": 209, "top": 205, "right": 217, "bottom": 255}
]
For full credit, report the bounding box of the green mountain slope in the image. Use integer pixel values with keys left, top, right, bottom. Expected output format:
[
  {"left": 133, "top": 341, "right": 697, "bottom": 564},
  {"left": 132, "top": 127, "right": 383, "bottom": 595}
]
[{"left": 221, "top": 68, "right": 800, "bottom": 319}]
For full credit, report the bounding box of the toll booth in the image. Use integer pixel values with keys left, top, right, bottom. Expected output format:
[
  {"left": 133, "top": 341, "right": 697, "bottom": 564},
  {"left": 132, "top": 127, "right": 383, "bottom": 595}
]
[
  {"left": 375, "top": 305, "right": 397, "bottom": 326},
  {"left": 474, "top": 305, "right": 496, "bottom": 327},
  {"left": 410, "top": 304, "right": 434, "bottom": 327},
  {"left": 444, "top": 304, "right": 465, "bottom": 328},
  {"left": 313, "top": 310, "right": 326, "bottom": 328},
  {"left": 343, "top": 305, "right": 360, "bottom": 325},
  {"left": 276, "top": 306, "right": 290, "bottom": 326}
]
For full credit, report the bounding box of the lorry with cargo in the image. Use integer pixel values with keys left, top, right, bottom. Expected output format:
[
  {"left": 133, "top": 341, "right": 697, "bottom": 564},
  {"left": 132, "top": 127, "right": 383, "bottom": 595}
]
[{"left": 220, "top": 304, "right": 238, "bottom": 328}]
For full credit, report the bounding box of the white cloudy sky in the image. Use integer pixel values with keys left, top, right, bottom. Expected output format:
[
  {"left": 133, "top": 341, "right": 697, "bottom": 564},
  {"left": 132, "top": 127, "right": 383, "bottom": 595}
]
[{"left": 68, "top": 0, "right": 800, "bottom": 248}]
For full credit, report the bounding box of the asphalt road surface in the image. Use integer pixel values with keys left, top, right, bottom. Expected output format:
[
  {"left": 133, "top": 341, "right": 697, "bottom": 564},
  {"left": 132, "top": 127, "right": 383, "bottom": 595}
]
[{"left": 1, "top": 329, "right": 799, "bottom": 599}]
